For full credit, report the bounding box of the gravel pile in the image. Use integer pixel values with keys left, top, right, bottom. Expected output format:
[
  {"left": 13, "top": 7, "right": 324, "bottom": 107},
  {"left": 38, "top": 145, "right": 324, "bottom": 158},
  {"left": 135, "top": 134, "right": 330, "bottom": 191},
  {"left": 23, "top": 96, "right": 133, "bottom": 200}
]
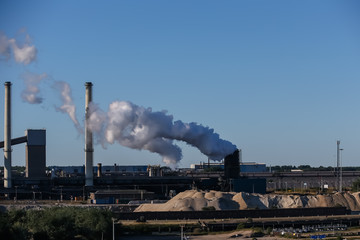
[{"left": 135, "top": 190, "right": 360, "bottom": 212}]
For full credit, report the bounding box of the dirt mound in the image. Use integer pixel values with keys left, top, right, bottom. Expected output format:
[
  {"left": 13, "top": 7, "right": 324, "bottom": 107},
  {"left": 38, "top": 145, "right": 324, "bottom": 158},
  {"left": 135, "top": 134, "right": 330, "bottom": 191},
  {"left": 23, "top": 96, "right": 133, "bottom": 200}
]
[{"left": 134, "top": 190, "right": 360, "bottom": 212}]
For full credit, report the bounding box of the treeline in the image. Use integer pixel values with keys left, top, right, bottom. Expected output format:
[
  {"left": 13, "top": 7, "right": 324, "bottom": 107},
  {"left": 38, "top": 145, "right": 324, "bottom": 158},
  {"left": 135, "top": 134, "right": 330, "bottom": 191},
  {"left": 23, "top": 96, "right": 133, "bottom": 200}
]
[
  {"left": 0, "top": 207, "right": 113, "bottom": 240},
  {"left": 268, "top": 165, "right": 360, "bottom": 172},
  {"left": 0, "top": 166, "right": 26, "bottom": 174}
]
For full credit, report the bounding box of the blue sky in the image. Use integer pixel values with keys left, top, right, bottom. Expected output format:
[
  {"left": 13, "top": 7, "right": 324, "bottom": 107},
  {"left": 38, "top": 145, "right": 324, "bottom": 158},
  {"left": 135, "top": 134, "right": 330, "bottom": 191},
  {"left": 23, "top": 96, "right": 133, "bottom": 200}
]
[{"left": 0, "top": 1, "right": 359, "bottom": 168}]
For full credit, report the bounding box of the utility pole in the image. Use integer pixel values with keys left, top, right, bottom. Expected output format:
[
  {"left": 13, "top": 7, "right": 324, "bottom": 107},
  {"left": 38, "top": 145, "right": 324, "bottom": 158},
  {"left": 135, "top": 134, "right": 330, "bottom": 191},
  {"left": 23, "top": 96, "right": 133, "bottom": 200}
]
[
  {"left": 336, "top": 140, "right": 340, "bottom": 191},
  {"left": 112, "top": 218, "right": 115, "bottom": 240},
  {"left": 340, "top": 148, "right": 344, "bottom": 192},
  {"left": 60, "top": 186, "right": 63, "bottom": 202},
  {"left": 15, "top": 186, "right": 18, "bottom": 202}
]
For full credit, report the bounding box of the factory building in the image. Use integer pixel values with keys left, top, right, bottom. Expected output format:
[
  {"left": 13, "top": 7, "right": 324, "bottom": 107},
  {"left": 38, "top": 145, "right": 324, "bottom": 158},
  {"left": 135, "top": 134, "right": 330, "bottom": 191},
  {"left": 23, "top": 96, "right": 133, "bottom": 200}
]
[
  {"left": 190, "top": 162, "right": 267, "bottom": 173},
  {"left": 90, "top": 189, "right": 155, "bottom": 204},
  {"left": 50, "top": 165, "right": 149, "bottom": 177},
  {"left": 25, "top": 129, "right": 46, "bottom": 178}
]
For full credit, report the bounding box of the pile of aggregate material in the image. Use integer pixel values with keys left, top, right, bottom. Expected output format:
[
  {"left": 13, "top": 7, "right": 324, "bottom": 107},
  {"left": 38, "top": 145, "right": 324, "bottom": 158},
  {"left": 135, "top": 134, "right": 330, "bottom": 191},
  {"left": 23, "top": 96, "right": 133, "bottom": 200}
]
[{"left": 134, "top": 190, "right": 360, "bottom": 212}]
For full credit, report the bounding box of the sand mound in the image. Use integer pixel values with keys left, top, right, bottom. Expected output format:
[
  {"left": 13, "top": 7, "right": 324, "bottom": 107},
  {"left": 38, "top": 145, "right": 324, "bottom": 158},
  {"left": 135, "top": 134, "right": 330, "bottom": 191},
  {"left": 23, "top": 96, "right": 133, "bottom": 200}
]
[{"left": 134, "top": 190, "right": 360, "bottom": 212}]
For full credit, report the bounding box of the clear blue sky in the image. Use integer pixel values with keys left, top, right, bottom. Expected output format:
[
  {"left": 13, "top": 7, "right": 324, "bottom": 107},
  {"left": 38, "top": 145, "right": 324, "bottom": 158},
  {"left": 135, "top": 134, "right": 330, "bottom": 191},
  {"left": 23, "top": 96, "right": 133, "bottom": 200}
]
[{"left": 0, "top": 1, "right": 359, "bottom": 168}]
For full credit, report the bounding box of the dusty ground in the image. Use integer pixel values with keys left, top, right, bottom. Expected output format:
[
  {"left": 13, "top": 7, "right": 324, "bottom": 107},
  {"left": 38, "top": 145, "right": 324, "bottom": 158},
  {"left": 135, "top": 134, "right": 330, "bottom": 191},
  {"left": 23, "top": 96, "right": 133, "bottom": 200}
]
[{"left": 135, "top": 190, "right": 360, "bottom": 212}]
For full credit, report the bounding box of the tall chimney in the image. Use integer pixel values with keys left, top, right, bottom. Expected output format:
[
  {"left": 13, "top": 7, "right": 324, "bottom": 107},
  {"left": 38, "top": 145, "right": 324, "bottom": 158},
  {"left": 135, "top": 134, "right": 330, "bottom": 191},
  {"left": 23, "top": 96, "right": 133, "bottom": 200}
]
[
  {"left": 4, "top": 82, "right": 12, "bottom": 188},
  {"left": 85, "top": 82, "right": 93, "bottom": 186}
]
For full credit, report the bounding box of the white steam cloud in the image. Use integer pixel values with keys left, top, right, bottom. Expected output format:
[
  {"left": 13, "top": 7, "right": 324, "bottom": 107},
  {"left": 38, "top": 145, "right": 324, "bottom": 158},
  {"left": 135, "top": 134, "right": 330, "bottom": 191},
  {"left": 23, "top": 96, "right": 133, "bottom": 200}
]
[
  {"left": 88, "top": 101, "right": 237, "bottom": 166},
  {"left": 19, "top": 72, "right": 81, "bottom": 134},
  {"left": 53, "top": 81, "right": 83, "bottom": 134},
  {"left": 21, "top": 71, "right": 48, "bottom": 104},
  {"left": 0, "top": 31, "right": 37, "bottom": 65},
  {"left": 2, "top": 29, "right": 237, "bottom": 167},
  {"left": 0, "top": 30, "right": 80, "bottom": 132}
]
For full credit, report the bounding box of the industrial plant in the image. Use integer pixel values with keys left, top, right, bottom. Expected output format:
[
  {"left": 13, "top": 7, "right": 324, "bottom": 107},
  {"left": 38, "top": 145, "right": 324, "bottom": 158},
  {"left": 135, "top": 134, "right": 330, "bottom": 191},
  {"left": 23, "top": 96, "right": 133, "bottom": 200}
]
[{"left": 0, "top": 82, "right": 358, "bottom": 204}]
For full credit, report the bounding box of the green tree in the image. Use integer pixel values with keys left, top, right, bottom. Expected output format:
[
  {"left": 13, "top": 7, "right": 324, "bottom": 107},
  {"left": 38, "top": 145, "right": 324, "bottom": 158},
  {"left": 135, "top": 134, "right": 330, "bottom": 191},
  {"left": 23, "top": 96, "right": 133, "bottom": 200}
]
[
  {"left": 0, "top": 210, "right": 29, "bottom": 240},
  {"left": 26, "top": 208, "right": 76, "bottom": 240},
  {"left": 0, "top": 207, "right": 114, "bottom": 240},
  {"left": 352, "top": 178, "right": 360, "bottom": 192},
  {"left": 74, "top": 208, "right": 112, "bottom": 240}
]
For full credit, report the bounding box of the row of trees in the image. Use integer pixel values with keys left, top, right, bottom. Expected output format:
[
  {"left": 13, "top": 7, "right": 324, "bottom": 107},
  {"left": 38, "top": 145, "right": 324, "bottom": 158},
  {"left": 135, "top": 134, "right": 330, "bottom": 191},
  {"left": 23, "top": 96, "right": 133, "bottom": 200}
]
[{"left": 0, "top": 207, "right": 113, "bottom": 240}]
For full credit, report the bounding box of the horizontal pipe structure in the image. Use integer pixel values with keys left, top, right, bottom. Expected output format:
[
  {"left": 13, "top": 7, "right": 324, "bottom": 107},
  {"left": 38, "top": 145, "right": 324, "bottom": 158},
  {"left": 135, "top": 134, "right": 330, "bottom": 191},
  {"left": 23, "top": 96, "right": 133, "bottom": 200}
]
[{"left": 0, "top": 136, "right": 27, "bottom": 149}]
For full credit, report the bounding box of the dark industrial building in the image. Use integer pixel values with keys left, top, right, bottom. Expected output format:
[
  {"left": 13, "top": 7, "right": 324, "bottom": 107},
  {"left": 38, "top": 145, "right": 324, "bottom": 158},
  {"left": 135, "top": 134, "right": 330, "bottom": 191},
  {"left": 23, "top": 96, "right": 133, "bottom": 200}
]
[{"left": 25, "top": 130, "right": 46, "bottom": 178}]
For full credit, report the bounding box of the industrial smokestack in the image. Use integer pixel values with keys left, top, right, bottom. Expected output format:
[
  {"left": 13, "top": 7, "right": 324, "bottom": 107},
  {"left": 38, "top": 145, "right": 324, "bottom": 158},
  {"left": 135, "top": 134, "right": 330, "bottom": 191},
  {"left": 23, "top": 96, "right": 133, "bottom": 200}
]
[
  {"left": 224, "top": 149, "right": 240, "bottom": 179},
  {"left": 4, "top": 82, "right": 12, "bottom": 188},
  {"left": 336, "top": 140, "right": 340, "bottom": 191},
  {"left": 85, "top": 82, "right": 93, "bottom": 186}
]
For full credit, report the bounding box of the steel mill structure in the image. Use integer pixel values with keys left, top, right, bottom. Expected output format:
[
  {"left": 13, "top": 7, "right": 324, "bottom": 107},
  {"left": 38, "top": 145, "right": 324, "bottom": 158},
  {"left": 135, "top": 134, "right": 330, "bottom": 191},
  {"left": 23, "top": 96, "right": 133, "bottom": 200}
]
[{"left": 0, "top": 81, "right": 269, "bottom": 201}]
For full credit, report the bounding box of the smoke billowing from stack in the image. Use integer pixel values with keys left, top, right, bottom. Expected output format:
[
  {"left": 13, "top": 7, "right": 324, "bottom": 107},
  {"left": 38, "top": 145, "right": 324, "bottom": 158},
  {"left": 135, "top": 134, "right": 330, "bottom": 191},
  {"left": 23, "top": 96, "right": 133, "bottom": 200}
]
[
  {"left": 88, "top": 100, "right": 237, "bottom": 166},
  {"left": 85, "top": 82, "right": 94, "bottom": 186},
  {"left": 2, "top": 30, "right": 237, "bottom": 169},
  {"left": 53, "top": 81, "right": 83, "bottom": 134},
  {"left": 1, "top": 30, "right": 37, "bottom": 189},
  {"left": 3, "top": 82, "right": 12, "bottom": 188}
]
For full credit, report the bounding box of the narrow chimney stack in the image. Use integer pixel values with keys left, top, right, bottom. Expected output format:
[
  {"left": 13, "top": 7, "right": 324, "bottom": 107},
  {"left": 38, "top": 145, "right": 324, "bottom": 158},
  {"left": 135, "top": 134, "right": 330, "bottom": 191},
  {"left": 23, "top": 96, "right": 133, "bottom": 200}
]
[
  {"left": 4, "top": 82, "right": 12, "bottom": 188},
  {"left": 85, "top": 82, "right": 93, "bottom": 186}
]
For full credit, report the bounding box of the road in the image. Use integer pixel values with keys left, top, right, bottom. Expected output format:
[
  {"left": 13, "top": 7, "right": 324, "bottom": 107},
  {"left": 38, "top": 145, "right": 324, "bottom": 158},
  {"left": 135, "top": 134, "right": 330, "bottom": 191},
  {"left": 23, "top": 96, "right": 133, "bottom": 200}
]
[{"left": 118, "top": 230, "right": 280, "bottom": 240}]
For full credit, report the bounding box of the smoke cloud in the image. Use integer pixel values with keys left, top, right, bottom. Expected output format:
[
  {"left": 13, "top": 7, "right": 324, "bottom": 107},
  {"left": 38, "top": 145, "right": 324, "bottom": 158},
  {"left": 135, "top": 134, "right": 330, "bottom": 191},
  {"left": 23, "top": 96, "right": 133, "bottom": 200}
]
[
  {"left": 21, "top": 71, "right": 48, "bottom": 104},
  {"left": 2, "top": 29, "right": 237, "bottom": 167},
  {"left": 0, "top": 31, "right": 37, "bottom": 65},
  {"left": 88, "top": 101, "right": 237, "bottom": 166},
  {"left": 19, "top": 71, "right": 82, "bottom": 133},
  {"left": 53, "top": 81, "right": 83, "bottom": 134},
  {"left": 0, "top": 30, "right": 80, "bottom": 132}
]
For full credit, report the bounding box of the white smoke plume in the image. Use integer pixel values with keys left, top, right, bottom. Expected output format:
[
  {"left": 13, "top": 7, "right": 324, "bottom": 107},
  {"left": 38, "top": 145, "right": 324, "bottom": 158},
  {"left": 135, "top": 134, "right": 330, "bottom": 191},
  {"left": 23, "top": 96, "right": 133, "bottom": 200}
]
[
  {"left": 21, "top": 71, "right": 48, "bottom": 104},
  {"left": 0, "top": 30, "right": 80, "bottom": 132},
  {"left": 19, "top": 73, "right": 82, "bottom": 133},
  {"left": 88, "top": 101, "right": 237, "bottom": 166},
  {"left": 0, "top": 31, "right": 37, "bottom": 65},
  {"left": 2, "top": 29, "right": 237, "bottom": 166},
  {"left": 53, "top": 81, "right": 83, "bottom": 134},
  {"left": 9, "top": 38, "right": 37, "bottom": 65}
]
